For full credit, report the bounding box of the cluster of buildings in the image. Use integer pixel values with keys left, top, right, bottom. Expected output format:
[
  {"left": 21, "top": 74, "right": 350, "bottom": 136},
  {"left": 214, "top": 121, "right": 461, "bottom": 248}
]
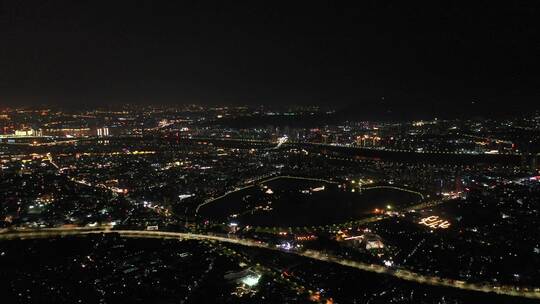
[{"left": 1, "top": 105, "right": 540, "bottom": 303}]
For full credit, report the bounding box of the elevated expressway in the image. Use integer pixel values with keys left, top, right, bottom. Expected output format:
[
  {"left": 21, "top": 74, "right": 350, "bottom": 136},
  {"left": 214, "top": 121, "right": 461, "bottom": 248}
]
[{"left": 1, "top": 227, "right": 539, "bottom": 300}]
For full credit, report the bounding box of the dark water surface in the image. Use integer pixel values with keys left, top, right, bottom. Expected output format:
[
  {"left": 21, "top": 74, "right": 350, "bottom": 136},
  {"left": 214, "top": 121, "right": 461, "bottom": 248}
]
[{"left": 200, "top": 177, "right": 422, "bottom": 227}]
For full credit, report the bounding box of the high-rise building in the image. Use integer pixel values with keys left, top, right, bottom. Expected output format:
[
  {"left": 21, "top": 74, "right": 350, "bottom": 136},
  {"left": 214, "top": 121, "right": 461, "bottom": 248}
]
[{"left": 97, "top": 127, "right": 109, "bottom": 137}]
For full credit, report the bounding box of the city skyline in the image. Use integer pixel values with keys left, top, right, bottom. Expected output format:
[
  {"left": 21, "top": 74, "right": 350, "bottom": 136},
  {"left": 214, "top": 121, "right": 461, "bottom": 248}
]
[
  {"left": 2, "top": 2, "right": 540, "bottom": 303},
  {"left": 1, "top": 105, "right": 540, "bottom": 303}
]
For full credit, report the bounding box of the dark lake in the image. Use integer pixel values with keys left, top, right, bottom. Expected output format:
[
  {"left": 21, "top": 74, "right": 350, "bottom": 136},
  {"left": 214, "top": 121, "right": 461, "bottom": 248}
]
[{"left": 199, "top": 177, "right": 423, "bottom": 227}]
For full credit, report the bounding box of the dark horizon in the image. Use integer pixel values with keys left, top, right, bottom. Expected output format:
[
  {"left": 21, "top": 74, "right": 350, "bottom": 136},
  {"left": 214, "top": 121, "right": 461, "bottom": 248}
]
[
  {"left": 2, "top": 101, "right": 536, "bottom": 122},
  {"left": 2, "top": 1, "right": 539, "bottom": 117}
]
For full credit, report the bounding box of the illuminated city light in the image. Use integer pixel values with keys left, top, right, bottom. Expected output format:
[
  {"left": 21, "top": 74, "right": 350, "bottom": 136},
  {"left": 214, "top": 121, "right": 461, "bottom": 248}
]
[
  {"left": 278, "top": 242, "right": 294, "bottom": 250},
  {"left": 295, "top": 235, "right": 317, "bottom": 241},
  {"left": 419, "top": 216, "right": 451, "bottom": 229},
  {"left": 240, "top": 274, "right": 261, "bottom": 287}
]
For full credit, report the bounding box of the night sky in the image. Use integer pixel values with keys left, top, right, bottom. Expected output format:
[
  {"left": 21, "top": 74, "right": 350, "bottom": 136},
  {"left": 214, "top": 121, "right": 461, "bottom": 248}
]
[{"left": 1, "top": 1, "right": 539, "bottom": 116}]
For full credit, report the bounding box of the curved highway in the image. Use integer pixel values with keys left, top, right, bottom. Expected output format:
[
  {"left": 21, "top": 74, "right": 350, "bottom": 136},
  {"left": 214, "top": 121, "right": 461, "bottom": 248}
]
[{"left": 1, "top": 227, "right": 539, "bottom": 300}]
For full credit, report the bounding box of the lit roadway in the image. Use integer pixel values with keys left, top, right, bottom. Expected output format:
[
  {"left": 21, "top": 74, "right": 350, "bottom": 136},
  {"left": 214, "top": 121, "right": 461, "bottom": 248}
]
[
  {"left": 176, "top": 137, "right": 521, "bottom": 156},
  {"left": 1, "top": 228, "right": 539, "bottom": 300}
]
